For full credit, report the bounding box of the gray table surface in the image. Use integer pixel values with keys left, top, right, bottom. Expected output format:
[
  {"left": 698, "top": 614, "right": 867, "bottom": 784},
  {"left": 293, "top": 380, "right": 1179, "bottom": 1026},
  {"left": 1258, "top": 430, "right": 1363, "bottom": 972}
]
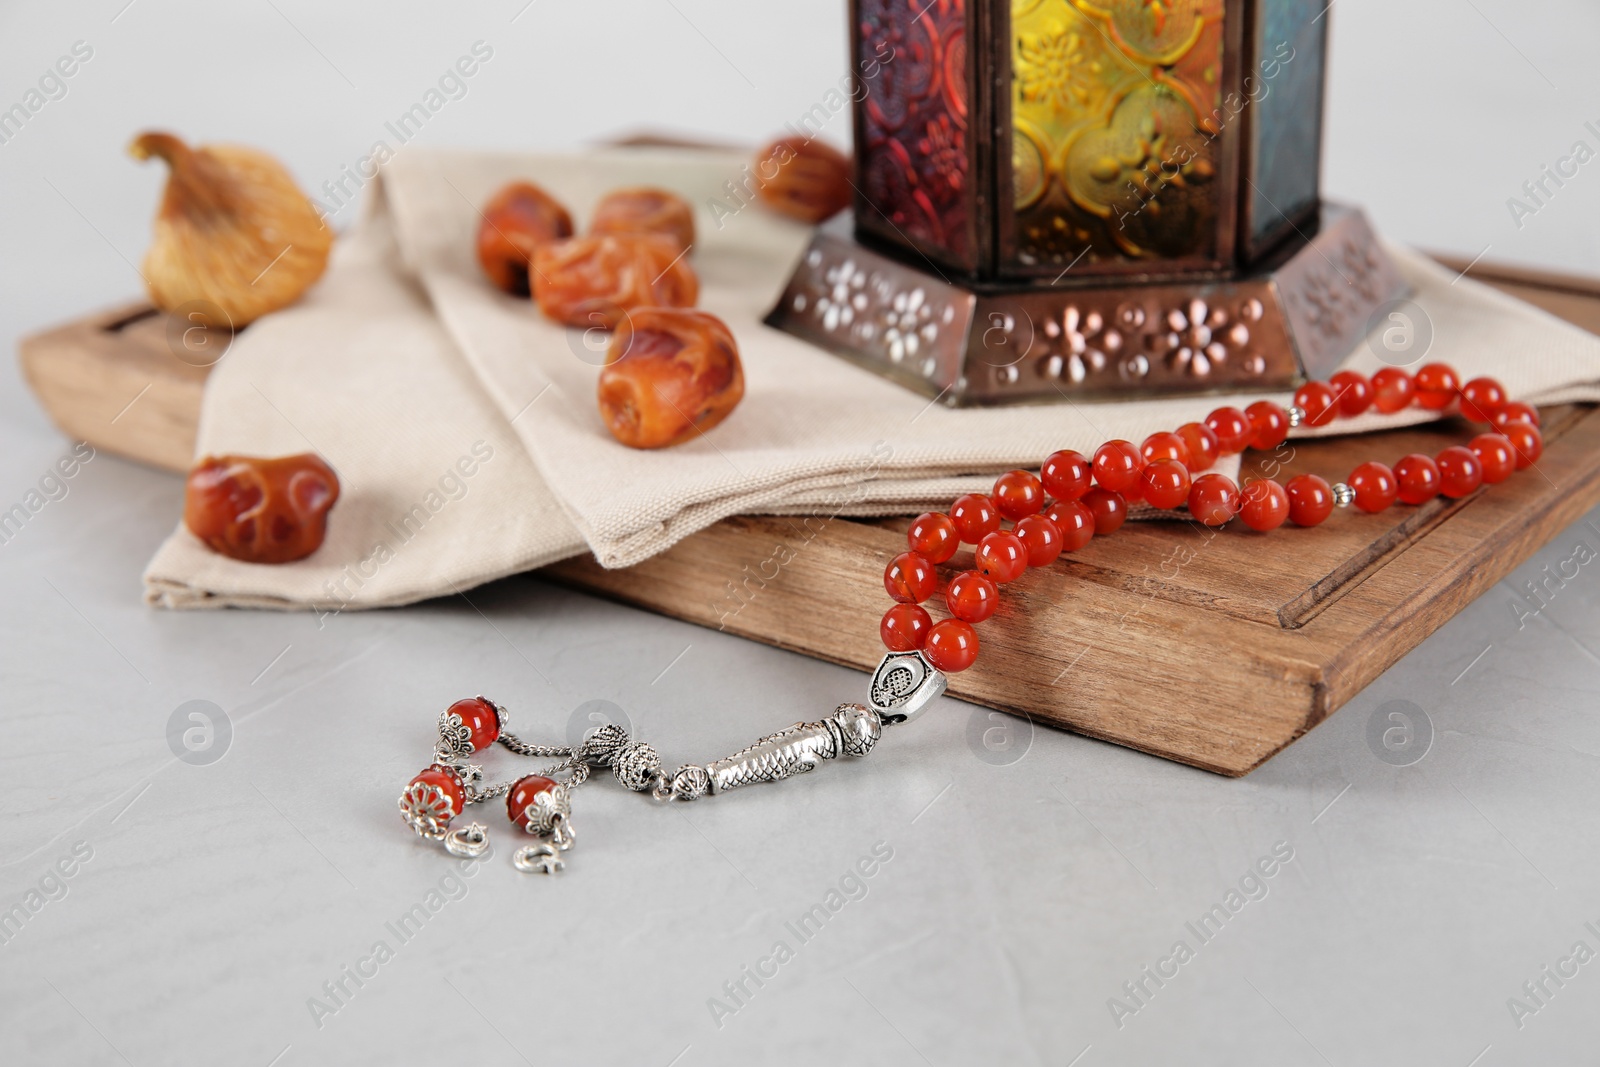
[{"left": 4, "top": 2, "right": 1600, "bottom": 1064}]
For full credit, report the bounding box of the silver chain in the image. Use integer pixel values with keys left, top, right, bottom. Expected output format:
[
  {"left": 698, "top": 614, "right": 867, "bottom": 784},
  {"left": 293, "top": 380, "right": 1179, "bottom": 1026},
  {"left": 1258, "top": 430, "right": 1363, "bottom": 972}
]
[
  {"left": 495, "top": 728, "right": 572, "bottom": 759},
  {"left": 464, "top": 755, "right": 589, "bottom": 806},
  {"left": 464, "top": 779, "right": 512, "bottom": 805}
]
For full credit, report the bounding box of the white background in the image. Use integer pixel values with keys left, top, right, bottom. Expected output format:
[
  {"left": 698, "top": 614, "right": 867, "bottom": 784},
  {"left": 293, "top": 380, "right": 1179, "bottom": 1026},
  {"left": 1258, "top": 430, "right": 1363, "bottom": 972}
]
[{"left": 3, "top": 3, "right": 1600, "bottom": 1065}]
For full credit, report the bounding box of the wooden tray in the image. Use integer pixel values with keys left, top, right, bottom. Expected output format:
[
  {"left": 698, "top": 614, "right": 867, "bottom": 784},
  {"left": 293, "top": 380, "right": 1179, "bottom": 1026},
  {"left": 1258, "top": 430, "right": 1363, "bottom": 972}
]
[{"left": 20, "top": 259, "right": 1600, "bottom": 776}]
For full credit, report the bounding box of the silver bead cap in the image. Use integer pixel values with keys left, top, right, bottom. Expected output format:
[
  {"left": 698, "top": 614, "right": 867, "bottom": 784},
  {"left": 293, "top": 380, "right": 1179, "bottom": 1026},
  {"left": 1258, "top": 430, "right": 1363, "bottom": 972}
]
[
  {"left": 580, "top": 723, "right": 630, "bottom": 766},
  {"left": 612, "top": 742, "right": 662, "bottom": 792},
  {"left": 833, "top": 702, "right": 882, "bottom": 756}
]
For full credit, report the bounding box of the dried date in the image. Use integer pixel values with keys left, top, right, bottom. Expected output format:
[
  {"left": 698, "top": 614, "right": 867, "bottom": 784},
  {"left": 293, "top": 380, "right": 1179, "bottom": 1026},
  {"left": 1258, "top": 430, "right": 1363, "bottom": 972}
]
[
  {"left": 477, "top": 181, "right": 574, "bottom": 296},
  {"left": 598, "top": 308, "right": 744, "bottom": 449},
  {"left": 754, "top": 137, "right": 852, "bottom": 224},
  {"left": 533, "top": 233, "right": 698, "bottom": 331},
  {"left": 590, "top": 186, "right": 695, "bottom": 254},
  {"left": 184, "top": 453, "right": 340, "bottom": 563}
]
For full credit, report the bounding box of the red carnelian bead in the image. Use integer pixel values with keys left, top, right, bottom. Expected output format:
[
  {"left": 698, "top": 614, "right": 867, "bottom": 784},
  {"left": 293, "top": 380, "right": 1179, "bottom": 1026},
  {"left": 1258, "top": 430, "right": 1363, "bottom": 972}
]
[
  {"left": 1492, "top": 401, "right": 1540, "bottom": 429},
  {"left": 1371, "top": 368, "right": 1415, "bottom": 414},
  {"left": 406, "top": 765, "right": 464, "bottom": 824},
  {"left": 1459, "top": 377, "right": 1507, "bottom": 423},
  {"left": 1470, "top": 433, "right": 1516, "bottom": 484},
  {"left": 993, "top": 470, "right": 1045, "bottom": 520},
  {"left": 1188, "top": 474, "right": 1241, "bottom": 526},
  {"left": 1175, "top": 421, "right": 1221, "bottom": 472},
  {"left": 1502, "top": 421, "right": 1543, "bottom": 469},
  {"left": 907, "top": 512, "right": 959, "bottom": 564},
  {"left": 1083, "top": 487, "right": 1127, "bottom": 535},
  {"left": 975, "top": 530, "right": 1028, "bottom": 583},
  {"left": 1139, "top": 459, "right": 1192, "bottom": 510},
  {"left": 1348, "top": 461, "right": 1398, "bottom": 513},
  {"left": 1239, "top": 479, "right": 1290, "bottom": 531},
  {"left": 949, "top": 494, "right": 1000, "bottom": 543},
  {"left": 1245, "top": 401, "right": 1291, "bottom": 451},
  {"left": 447, "top": 697, "right": 501, "bottom": 752},
  {"left": 1041, "top": 450, "right": 1093, "bottom": 502},
  {"left": 880, "top": 603, "right": 933, "bottom": 651},
  {"left": 1393, "top": 454, "right": 1442, "bottom": 505},
  {"left": 1205, "top": 407, "right": 1253, "bottom": 454},
  {"left": 1141, "top": 432, "right": 1190, "bottom": 468},
  {"left": 1329, "top": 370, "right": 1374, "bottom": 417},
  {"left": 1045, "top": 500, "right": 1095, "bottom": 551},
  {"left": 924, "top": 619, "right": 979, "bottom": 672},
  {"left": 1294, "top": 382, "right": 1339, "bottom": 427},
  {"left": 884, "top": 551, "right": 937, "bottom": 603},
  {"left": 1014, "top": 515, "right": 1064, "bottom": 567},
  {"left": 506, "top": 774, "right": 560, "bottom": 832},
  {"left": 1413, "top": 363, "right": 1460, "bottom": 410},
  {"left": 1092, "top": 440, "right": 1144, "bottom": 494},
  {"left": 946, "top": 570, "right": 999, "bottom": 623},
  {"left": 1436, "top": 446, "right": 1483, "bottom": 498},
  {"left": 1285, "top": 474, "right": 1335, "bottom": 526}
]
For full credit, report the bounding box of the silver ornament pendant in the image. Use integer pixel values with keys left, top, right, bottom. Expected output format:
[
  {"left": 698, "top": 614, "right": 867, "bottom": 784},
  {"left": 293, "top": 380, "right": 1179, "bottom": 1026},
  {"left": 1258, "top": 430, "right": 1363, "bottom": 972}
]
[{"left": 400, "top": 655, "right": 947, "bottom": 874}]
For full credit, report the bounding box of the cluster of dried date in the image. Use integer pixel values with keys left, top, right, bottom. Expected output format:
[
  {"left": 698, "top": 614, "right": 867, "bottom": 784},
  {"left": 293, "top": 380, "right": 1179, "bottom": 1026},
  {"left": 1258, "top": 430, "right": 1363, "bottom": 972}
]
[
  {"left": 476, "top": 181, "right": 738, "bottom": 449},
  {"left": 173, "top": 135, "right": 852, "bottom": 564},
  {"left": 474, "top": 138, "right": 850, "bottom": 451}
]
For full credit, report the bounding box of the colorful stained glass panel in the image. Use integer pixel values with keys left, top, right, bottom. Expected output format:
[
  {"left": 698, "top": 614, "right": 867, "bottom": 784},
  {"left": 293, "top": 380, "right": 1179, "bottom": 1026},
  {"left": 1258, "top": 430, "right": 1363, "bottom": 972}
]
[{"left": 1007, "top": 0, "right": 1229, "bottom": 275}]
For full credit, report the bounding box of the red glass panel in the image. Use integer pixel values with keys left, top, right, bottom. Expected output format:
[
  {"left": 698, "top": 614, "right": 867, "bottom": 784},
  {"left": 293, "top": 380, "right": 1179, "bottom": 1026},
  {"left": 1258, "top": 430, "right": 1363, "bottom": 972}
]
[{"left": 856, "top": 0, "right": 972, "bottom": 269}]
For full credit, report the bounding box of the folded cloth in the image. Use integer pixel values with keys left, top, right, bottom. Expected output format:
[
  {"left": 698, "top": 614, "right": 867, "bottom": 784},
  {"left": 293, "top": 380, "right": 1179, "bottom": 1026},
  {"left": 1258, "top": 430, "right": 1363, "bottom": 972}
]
[
  {"left": 143, "top": 184, "right": 585, "bottom": 611},
  {"left": 144, "top": 146, "right": 1600, "bottom": 610}
]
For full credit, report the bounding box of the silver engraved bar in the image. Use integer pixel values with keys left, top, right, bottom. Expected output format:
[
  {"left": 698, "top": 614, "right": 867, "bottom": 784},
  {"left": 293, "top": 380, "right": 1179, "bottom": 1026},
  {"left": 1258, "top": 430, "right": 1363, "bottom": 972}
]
[
  {"left": 702, "top": 702, "right": 882, "bottom": 795},
  {"left": 868, "top": 650, "right": 947, "bottom": 725}
]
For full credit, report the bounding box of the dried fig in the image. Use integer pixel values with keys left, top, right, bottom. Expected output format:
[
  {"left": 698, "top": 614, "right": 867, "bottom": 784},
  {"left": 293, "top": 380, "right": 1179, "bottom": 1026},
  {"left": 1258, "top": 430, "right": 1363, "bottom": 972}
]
[{"left": 130, "top": 131, "right": 332, "bottom": 327}]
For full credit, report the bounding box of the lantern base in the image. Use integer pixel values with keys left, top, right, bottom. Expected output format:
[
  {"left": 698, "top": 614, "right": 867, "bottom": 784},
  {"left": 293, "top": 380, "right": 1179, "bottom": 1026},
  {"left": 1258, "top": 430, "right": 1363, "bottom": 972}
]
[{"left": 764, "top": 203, "right": 1408, "bottom": 407}]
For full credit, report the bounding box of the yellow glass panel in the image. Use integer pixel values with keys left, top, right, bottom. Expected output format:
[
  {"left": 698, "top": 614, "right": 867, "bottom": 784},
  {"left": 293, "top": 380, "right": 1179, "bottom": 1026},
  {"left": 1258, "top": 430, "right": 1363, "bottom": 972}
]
[{"left": 1011, "top": 0, "right": 1227, "bottom": 270}]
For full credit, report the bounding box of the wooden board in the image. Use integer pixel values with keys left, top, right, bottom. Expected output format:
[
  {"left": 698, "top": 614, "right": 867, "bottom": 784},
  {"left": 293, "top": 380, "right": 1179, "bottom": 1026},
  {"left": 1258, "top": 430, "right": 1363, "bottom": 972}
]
[
  {"left": 19, "top": 303, "right": 211, "bottom": 474},
  {"left": 19, "top": 260, "right": 1600, "bottom": 776},
  {"left": 548, "top": 405, "right": 1600, "bottom": 777}
]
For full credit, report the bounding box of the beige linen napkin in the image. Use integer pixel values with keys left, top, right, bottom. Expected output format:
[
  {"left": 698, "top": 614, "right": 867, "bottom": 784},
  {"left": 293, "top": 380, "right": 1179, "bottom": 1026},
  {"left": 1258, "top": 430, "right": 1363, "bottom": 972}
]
[
  {"left": 145, "top": 145, "right": 1600, "bottom": 609},
  {"left": 143, "top": 185, "right": 584, "bottom": 611},
  {"left": 383, "top": 146, "right": 1600, "bottom": 568}
]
